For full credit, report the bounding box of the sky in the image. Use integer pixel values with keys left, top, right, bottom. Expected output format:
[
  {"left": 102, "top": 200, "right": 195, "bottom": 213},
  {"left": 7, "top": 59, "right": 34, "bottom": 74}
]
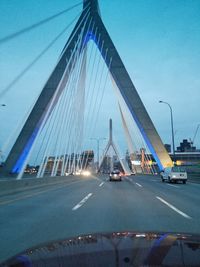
[{"left": 0, "top": 0, "right": 200, "bottom": 161}]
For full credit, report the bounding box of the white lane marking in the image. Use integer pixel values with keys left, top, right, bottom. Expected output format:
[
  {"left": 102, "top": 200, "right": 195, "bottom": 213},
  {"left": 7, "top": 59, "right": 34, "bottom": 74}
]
[
  {"left": 72, "top": 193, "right": 93, "bottom": 211},
  {"left": 152, "top": 179, "right": 157, "bottom": 182},
  {"left": 99, "top": 182, "right": 104, "bottom": 187},
  {"left": 125, "top": 177, "right": 132, "bottom": 182},
  {"left": 156, "top": 196, "right": 192, "bottom": 219},
  {"left": 167, "top": 184, "right": 179, "bottom": 188},
  {"left": 136, "top": 183, "right": 142, "bottom": 187}
]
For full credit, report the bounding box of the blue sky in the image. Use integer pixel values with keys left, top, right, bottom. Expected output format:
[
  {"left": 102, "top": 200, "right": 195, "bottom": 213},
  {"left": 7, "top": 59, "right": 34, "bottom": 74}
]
[{"left": 0, "top": 0, "right": 200, "bottom": 160}]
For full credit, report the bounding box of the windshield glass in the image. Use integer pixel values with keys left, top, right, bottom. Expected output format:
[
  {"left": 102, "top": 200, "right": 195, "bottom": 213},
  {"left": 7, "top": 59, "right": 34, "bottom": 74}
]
[{"left": 0, "top": 0, "right": 200, "bottom": 264}]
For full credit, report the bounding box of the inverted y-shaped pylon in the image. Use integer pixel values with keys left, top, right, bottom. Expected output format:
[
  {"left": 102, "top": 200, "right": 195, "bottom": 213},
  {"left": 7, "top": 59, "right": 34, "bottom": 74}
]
[{"left": 2, "top": 0, "right": 172, "bottom": 175}]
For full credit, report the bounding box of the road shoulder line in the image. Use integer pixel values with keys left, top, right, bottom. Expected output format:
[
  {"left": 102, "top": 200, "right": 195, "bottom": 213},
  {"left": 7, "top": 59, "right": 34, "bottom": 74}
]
[{"left": 156, "top": 196, "right": 192, "bottom": 219}]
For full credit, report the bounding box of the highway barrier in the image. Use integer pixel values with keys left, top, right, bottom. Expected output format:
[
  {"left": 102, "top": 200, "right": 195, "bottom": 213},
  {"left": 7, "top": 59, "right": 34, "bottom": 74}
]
[{"left": 0, "top": 175, "right": 77, "bottom": 197}]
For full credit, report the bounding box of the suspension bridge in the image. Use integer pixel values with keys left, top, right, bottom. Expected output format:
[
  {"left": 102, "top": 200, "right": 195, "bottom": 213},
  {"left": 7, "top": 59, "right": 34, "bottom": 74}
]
[
  {"left": 1, "top": 1, "right": 200, "bottom": 263},
  {"left": 0, "top": 0, "right": 172, "bottom": 180}
]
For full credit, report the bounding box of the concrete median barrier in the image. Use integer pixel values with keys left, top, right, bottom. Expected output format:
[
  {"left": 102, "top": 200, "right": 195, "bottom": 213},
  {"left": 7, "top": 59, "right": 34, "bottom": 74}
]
[{"left": 0, "top": 175, "right": 76, "bottom": 197}]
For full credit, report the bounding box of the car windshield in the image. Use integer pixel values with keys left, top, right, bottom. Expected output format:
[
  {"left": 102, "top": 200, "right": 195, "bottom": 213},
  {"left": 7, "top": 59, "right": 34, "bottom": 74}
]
[{"left": 0, "top": 0, "right": 200, "bottom": 265}]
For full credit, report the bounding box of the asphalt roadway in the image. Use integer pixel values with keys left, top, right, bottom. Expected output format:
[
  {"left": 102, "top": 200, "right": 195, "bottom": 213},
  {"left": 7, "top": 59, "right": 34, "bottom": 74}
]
[{"left": 0, "top": 174, "right": 200, "bottom": 262}]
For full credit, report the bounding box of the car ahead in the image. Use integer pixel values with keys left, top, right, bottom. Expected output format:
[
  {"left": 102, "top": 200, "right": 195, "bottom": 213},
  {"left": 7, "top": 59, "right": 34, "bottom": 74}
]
[
  {"left": 160, "top": 166, "right": 187, "bottom": 184},
  {"left": 109, "top": 170, "right": 122, "bottom": 181}
]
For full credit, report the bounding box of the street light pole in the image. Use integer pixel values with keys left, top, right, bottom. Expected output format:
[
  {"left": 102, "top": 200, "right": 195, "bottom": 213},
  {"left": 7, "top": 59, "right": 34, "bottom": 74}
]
[
  {"left": 192, "top": 123, "right": 200, "bottom": 146},
  {"left": 90, "top": 137, "right": 106, "bottom": 171},
  {"left": 159, "top": 100, "right": 176, "bottom": 164}
]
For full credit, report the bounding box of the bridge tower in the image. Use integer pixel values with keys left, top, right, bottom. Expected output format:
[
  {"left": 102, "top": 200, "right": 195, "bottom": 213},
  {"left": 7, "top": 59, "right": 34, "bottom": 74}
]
[
  {"left": 1, "top": 0, "right": 172, "bottom": 176},
  {"left": 99, "top": 119, "right": 131, "bottom": 174}
]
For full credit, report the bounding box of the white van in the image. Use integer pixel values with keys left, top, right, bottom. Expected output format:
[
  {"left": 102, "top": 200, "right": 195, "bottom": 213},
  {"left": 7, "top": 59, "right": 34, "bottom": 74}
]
[{"left": 160, "top": 166, "right": 187, "bottom": 184}]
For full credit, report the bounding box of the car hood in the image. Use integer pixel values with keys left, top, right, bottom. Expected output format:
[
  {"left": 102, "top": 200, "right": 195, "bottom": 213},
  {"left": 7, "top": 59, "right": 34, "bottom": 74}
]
[{"left": 1, "top": 231, "right": 200, "bottom": 266}]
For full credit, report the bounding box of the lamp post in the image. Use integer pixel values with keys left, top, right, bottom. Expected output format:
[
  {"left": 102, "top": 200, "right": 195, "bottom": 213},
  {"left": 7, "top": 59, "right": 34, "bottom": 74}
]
[
  {"left": 90, "top": 137, "right": 106, "bottom": 171},
  {"left": 159, "top": 100, "right": 176, "bottom": 164},
  {"left": 192, "top": 124, "right": 200, "bottom": 147}
]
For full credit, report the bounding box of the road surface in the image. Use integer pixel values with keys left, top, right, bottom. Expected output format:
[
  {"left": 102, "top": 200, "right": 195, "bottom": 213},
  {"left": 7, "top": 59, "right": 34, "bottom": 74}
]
[{"left": 0, "top": 174, "right": 200, "bottom": 262}]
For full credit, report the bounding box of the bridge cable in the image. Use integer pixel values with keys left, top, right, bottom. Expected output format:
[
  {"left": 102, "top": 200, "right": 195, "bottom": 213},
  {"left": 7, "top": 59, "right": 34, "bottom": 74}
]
[
  {"left": 29, "top": 9, "right": 91, "bottom": 176},
  {"left": 75, "top": 23, "right": 96, "bottom": 172},
  {"left": 77, "top": 26, "right": 98, "bottom": 170},
  {"left": 60, "top": 16, "right": 92, "bottom": 175},
  {"left": 52, "top": 34, "right": 88, "bottom": 176},
  {"left": 34, "top": 34, "right": 84, "bottom": 177},
  {"left": 61, "top": 25, "right": 99, "bottom": 174},
  {"left": 36, "top": 17, "right": 89, "bottom": 177},
  {"left": 50, "top": 14, "right": 91, "bottom": 176},
  {"left": 90, "top": 53, "right": 112, "bottom": 137},
  {"left": 60, "top": 43, "right": 85, "bottom": 175},
  {"left": 0, "top": 2, "right": 82, "bottom": 45},
  {"left": 81, "top": 34, "right": 104, "bottom": 169},
  {"left": 74, "top": 51, "right": 87, "bottom": 173},
  {"left": 36, "top": 32, "right": 86, "bottom": 177},
  {"left": 0, "top": 14, "right": 78, "bottom": 99},
  {"left": 17, "top": 14, "right": 90, "bottom": 179},
  {"left": 67, "top": 18, "right": 93, "bottom": 174},
  {"left": 110, "top": 77, "right": 151, "bottom": 174},
  {"left": 85, "top": 44, "right": 112, "bottom": 168},
  {"left": 82, "top": 42, "right": 110, "bottom": 170},
  {"left": 0, "top": 3, "right": 90, "bottom": 99}
]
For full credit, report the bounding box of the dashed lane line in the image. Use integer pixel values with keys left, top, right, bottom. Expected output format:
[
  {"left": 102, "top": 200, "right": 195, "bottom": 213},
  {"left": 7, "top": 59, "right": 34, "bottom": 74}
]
[
  {"left": 124, "top": 177, "right": 132, "bottom": 182},
  {"left": 136, "top": 182, "right": 143, "bottom": 187},
  {"left": 99, "top": 182, "right": 104, "bottom": 187},
  {"left": 167, "top": 184, "right": 180, "bottom": 188},
  {"left": 156, "top": 196, "right": 192, "bottom": 219},
  {"left": 124, "top": 177, "right": 143, "bottom": 188},
  {"left": 72, "top": 193, "right": 93, "bottom": 211}
]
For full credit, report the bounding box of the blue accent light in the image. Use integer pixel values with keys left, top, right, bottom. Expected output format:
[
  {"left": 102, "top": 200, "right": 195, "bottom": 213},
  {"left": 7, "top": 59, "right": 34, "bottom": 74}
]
[
  {"left": 12, "top": 126, "right": 40, "bottom": 174},
  {"left": 82, "top": 31, "right": 98, "bottom": 49},
  {"left": 86, "top": 31, "right": 110, "bottom": 67},
  {"left": 152, "top": 233, "right": 169, "bottom": 248},
  {"left": 144, "top": 233, "right": 169, "bottom": 264},
  {"left": 86, "top": 31, "right": 98, "bottom": 43}
]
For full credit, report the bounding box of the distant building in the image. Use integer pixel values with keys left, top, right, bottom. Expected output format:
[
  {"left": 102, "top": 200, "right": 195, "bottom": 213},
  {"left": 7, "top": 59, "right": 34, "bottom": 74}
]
[
  {"left": 44, "top": 150, "right": 94, "bottom": 175},
  {"left": 170, "top": 152, "right": 200, "bottom": 165},
  {"left": 164, "top": 144, "right": 171, "bottom": 153},
  {"left": 100, "top": 155, "right": 111, "bottom": 172},
  {"left": 176, "top": 139, "right": 196, "bottom": 152},
  {"left": 100, "top": 155, "right": 124, "bottom": 173}
]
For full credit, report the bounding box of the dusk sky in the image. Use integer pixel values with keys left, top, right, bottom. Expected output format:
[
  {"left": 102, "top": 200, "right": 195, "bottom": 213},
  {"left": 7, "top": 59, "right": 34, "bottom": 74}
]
[{"left": 0, "top": 0, "right": 200, "bottom": 160}]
